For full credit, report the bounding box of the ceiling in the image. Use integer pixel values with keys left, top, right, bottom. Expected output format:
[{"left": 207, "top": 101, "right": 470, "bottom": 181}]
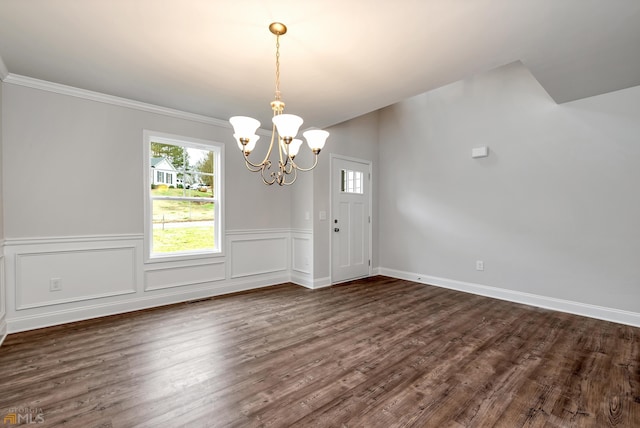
[{"left": 1, "top": 1, "right": 639, "bottom": 129}]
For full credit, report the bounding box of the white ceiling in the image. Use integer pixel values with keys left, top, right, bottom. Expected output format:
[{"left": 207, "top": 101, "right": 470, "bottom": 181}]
[{"left": 1, "top": 1, "right": 639, "bottom": 129}]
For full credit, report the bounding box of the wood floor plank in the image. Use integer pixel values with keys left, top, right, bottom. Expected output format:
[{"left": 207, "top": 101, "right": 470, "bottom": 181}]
[{"left": 1, "top": 276, "right": 639, "bottom": 427}]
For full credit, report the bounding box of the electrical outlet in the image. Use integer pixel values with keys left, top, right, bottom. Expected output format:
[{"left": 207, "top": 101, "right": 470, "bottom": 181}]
[
  {"left": 476, "top": 260, "right": 484, "bottom": 271},
  {"left": 50, "top": 278, "right": 62, "bottom": 291}
]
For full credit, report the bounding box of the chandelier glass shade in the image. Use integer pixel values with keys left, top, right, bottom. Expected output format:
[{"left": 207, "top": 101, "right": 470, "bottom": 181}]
[{"left": 229, "top": 22, "right": 329, "bottom": 186}]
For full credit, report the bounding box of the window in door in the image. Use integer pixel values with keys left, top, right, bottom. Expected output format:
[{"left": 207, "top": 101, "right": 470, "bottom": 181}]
[{"left": 341, "top": 169, "right": 364, "bottom": 194}]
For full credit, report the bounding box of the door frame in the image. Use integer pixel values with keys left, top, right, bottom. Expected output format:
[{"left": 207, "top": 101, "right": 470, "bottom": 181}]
[{"left": 329, "top": 153, "right": 373, "bottom": 285}]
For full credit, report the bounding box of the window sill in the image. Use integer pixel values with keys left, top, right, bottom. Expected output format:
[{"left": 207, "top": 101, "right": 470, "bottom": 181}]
[{"left": 144, "top": 249, "right": 224, "bottom": 265}]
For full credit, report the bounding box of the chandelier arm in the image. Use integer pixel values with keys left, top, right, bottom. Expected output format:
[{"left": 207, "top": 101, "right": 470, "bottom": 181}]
[
  {"left": 241, "top": 124, "right": 280, "bottom": 170},
  {"left": 280, "top": 165, "right": 298, "bottom": 186},
  {"left": 244, "top": 161, "right": 262, "bottom": 172},
  {"left": 266, "top": 123, "right": 278, "bottom": 161},
  {"left": 261, "top": 165, "right": 277, "bottom": 185},
  {"left": 284, "top": 159, "right": 294, "bottom": 174},
  {"left": 242, "top": 150, "right": 269, "bottom": 170},
  {"left": 289, "top": 153, "right": 319, "bottom": 172},
  {"left": 278, "top": 136, "right": 287, "bottom": 170},
  {"left": 280, "top": 141, "right": 294, "bottom": 171}
]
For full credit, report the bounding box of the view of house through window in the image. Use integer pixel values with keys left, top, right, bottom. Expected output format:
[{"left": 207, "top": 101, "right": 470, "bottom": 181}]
[{"left": 147, "top": 134, "right": 221, "bottom": 257}]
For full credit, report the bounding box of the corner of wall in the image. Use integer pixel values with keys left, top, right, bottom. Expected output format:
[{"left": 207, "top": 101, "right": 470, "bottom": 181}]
[
  {"left": 0, "top": 76, "right": 6, "bottom": 346},
  {"left": 0, "top": 54, "right": 8, "bottom": 81}
]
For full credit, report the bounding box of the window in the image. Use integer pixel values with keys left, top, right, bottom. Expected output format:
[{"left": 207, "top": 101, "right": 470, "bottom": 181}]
[
  {"left": 341, "top": 169, "right": 364, "bottom": 194},
  {"left": 144, "top": 131, "right": 224, "bottom": 260}
]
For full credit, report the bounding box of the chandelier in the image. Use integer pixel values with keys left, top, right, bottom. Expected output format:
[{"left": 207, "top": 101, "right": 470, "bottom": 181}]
[{"left": 229, "top": 22, "right": 329, "bottom": 186}]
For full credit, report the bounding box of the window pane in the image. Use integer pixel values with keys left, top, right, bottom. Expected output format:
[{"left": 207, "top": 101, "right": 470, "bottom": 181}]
[
  {"left": 152, "top": 200, "right": 214, "bottom": 253},
  {"left": 190, "top": 149, "right": 212, "bottom": 173},
  {"left": 147, "top": 133, "right": 222, "bottom": 259},
  {"left": 341, "top": 169, "right": 364, "bottom": 194},
  {"left": 151, "top": 142, "right": 188, "bottom": 171},
  {"left": 152, "top": 199, "right": 214, "bottom": 223}
]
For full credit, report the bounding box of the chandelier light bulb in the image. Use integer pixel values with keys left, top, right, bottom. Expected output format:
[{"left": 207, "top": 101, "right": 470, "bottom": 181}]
[
  {"left": 235, "top": 134, "right": 259, "bottom": 153},
  {"left": 303, "top": 129, "right": 330, "bottom": 152},
  {"left": 288, "top": 139, "right": 303, "bottom": 158},
  {"left": 230, "top": 116, "right": 261, "bottom": 139},
  {"left": 272, "top": 114, "right": 303, "bottom": 141}
]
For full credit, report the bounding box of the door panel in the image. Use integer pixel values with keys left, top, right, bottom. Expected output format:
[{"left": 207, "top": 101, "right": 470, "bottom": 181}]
[{"left": 331, "top": 157, "right": 371, "bottom": 283}]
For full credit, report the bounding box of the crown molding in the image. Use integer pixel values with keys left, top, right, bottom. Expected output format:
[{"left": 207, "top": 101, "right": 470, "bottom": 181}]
[
  {"left": 0, "top": 55, "right": 8, "bottom": 80},
  {"left": 2, "top": 73, "right": 232, "bottom": 128}
]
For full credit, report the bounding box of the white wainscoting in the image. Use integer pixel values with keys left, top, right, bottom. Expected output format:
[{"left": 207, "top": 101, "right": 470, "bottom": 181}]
[
  {"left": 144, "top": 259, "right": 226, "bottom": 291},
  {"left": 291, "top": 230, "right": 313, "bottom": 288},
  {"left": 2, "top": 229, "right": 315, "bottom": 334},
  {"left": 0, "top": 252, "right": 7, "bottom": 346},
  {"left": 16, "top": 247, "right": 136, "bottom": 310},
  {"left": 4, "top": 235, "right": 143, "bottom": 333},
  {"left": 379, "top": 267, "right": 640, "bottom": 328},
  {"left": 227, "top": 229, "right": 289, "bottom": 279}
]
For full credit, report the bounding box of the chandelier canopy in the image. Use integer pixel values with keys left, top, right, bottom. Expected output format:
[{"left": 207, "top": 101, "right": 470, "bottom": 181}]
[{"left": 230, "top": 22, "right": 329, "bottom": 186}]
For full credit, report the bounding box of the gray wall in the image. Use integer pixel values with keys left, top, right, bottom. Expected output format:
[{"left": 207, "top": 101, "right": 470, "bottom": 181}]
[
  {"left": 0, "top": 81, "right": 3, "bottom": 241},
  {"left": 378, "top": 61, "right": 640, "bottom": 312},
  {"left": 0, "top": 81, "right": 5, "bottom": 340},
  {"left": 289, "top": 147, "right": 314, "bottom": 231},
  {"left": 1, "top": 81, "right": 300, "bottom": 334},
  {"left": 2, "top": 84, "right": 291, "bottom": 238}
]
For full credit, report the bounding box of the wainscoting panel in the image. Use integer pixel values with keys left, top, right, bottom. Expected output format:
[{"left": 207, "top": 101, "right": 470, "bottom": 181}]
[
  {"left": 16, "top": 247, "right": 137, "bottom": 310},
  {"left": 291, "top": 233, "right": 312, "bottom": 274},
  {"left": 228, "top": 230, "right": 289, "bottom": 279},
  {"left": 4, "top": 235, "right": 143, "bottom": 332},
  {"left": 145, "top": 260, "right": 225, "bottom": 291},
  {"left": 0, "top": 253, "right": 6, "bottom": 346},
  {"left": 290, "top": 230, "right": 313, "bottom": 288}
]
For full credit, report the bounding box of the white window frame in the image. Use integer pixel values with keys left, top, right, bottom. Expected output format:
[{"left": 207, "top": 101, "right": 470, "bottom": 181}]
[
  {"left": 341, "top": 169, "right": 364, "bottom": 194},
  {"left": 143, "top": 130, "right": 225, "bottom": 263}
]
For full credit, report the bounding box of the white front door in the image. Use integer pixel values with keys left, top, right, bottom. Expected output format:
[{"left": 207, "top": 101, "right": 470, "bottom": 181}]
[{"left": 331, "top": 156, "right": 371, "bottom": 284}]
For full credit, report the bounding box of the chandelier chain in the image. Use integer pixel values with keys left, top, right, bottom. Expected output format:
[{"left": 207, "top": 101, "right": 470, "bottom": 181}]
[{"left": 274, "top": 34, "right": 281, "bottom": 101}]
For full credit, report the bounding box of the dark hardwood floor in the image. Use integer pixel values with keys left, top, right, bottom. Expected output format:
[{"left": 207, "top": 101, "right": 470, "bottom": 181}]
[{"left": 1, "top": 276, "right": 639, "bottom": 427}]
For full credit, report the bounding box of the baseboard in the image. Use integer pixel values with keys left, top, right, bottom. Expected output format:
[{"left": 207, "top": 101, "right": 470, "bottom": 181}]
[
  {"left": 379, "top": 267, "right": 640, "bottom": 328},
  {"left": 302, "top": 273, "right": 379, "bottom": 290},
  {"left": 310, "top": 276, "right": 332, "bottom": 289},
  {"left": 7, "top": 274, "right": 290, "bottom": 333},
  {"left": 290, "top": 271, "right": 314, "bottom": 289}
]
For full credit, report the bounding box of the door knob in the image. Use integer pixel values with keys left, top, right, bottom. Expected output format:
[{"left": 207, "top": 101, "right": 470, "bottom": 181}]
[{"left": 334, "top": 227, "right": 340, "bottom": 232}]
